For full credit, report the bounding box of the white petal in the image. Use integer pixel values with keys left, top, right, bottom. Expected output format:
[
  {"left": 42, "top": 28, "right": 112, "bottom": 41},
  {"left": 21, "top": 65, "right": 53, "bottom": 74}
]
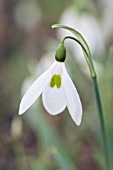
[
  {"left": 62, "top": 64, "right": 82, "bottom": 125},
  {"left": 19, "top": 62, "right": 56, "bottom": 115},
  {"left": 42, "top": 85, "right": 66, "bottom": 115}
]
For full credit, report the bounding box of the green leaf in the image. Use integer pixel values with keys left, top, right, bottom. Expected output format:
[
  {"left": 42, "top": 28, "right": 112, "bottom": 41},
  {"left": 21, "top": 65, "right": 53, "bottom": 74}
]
[
  {"left": 24, "top": 107, "right": 60, "bottom": 148},
  {"left": 51, "top": 147, "right": 77, "bottom": 170}
]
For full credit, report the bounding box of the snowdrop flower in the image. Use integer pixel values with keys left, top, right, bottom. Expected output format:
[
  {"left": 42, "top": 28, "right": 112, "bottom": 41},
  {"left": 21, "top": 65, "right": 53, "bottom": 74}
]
[{"left": 19, "top": 43, "right": 82, "bottom": 125}]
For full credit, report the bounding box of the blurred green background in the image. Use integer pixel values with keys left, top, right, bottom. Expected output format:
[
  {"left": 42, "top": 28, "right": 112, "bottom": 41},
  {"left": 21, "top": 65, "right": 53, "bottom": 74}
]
[{"left": 0, "top": 0, "right": 113, "bottom": 169}]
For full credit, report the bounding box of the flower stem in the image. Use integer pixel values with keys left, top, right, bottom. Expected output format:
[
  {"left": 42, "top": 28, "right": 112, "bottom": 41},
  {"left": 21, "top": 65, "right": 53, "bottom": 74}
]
[
  {"left": 61, "top": 36, "right": 96, "bottom": 78},
  {"left": 52, "top": 24, "right": 109, "bottom": 169},
  {"left": 61, "top": 35, "right": 109, "bottom": 169},
  {"left": 92, "top": 76, "right": 109, "bottom": 170}
]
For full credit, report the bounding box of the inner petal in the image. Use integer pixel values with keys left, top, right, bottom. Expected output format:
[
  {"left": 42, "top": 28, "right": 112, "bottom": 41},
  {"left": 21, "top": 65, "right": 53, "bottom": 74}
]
[
  {"left": 42, "top": 84, "right": 66, "bottom": 115},
  {"left": 52, "top": 61, "right": 63, "bottom": 75}
]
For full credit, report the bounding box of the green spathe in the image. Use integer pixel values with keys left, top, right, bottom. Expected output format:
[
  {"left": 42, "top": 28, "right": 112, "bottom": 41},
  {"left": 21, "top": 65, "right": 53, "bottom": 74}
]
[{"left": 50, "top": 74, "right": 61, "bottom": 88}]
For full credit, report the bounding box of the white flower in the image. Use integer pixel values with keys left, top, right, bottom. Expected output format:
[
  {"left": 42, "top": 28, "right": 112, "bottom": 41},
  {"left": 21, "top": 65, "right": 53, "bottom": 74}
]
[{"left": 19, "top": 60, "right": 82, "bottom": 125}]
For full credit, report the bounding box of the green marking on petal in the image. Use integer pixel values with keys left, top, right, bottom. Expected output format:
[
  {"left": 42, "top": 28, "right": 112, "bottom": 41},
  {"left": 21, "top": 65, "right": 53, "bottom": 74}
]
[{"left": 50, "top": 74, "right": 61, "bottom": 88}]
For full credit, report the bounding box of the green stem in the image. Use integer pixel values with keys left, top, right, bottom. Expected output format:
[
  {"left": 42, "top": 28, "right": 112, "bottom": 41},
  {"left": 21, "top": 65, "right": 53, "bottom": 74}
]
[
  {"left": 61, "top": 36, "right": 88, "bottom": 57},
  {"left": 61, "top": 35, "right": 109, "bottom": 169},
  {"left": 52, "top": 23, "right": 109, "bottom": 168},
  {"left": 61, "top": 36, "right": 96, "bottom": 78},
  {"left": 92, "top": 76, "right": 109, "bottom": 170}
]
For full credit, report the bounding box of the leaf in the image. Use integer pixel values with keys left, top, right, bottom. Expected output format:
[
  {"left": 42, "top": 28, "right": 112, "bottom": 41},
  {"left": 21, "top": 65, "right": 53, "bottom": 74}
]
[{"left": 51, "top": 147, "right": 77, "bottom": 170}]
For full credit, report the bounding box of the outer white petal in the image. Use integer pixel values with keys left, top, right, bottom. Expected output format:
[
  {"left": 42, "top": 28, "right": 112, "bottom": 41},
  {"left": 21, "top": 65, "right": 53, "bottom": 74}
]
[
  {"left": 62, "top": 64, "right": 82, "bottom": 125},
  {"left": 42, "top": 85, "right": 66, "bottom": 115},
  {"left": 19, "top": 62, "right": 56, "bottom": 115}
]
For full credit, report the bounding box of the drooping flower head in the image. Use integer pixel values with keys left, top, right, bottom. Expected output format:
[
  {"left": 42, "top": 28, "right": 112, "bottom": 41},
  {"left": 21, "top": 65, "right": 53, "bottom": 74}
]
[{"left": 19, "top": 43, "right": 82, "bottom": 125}]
